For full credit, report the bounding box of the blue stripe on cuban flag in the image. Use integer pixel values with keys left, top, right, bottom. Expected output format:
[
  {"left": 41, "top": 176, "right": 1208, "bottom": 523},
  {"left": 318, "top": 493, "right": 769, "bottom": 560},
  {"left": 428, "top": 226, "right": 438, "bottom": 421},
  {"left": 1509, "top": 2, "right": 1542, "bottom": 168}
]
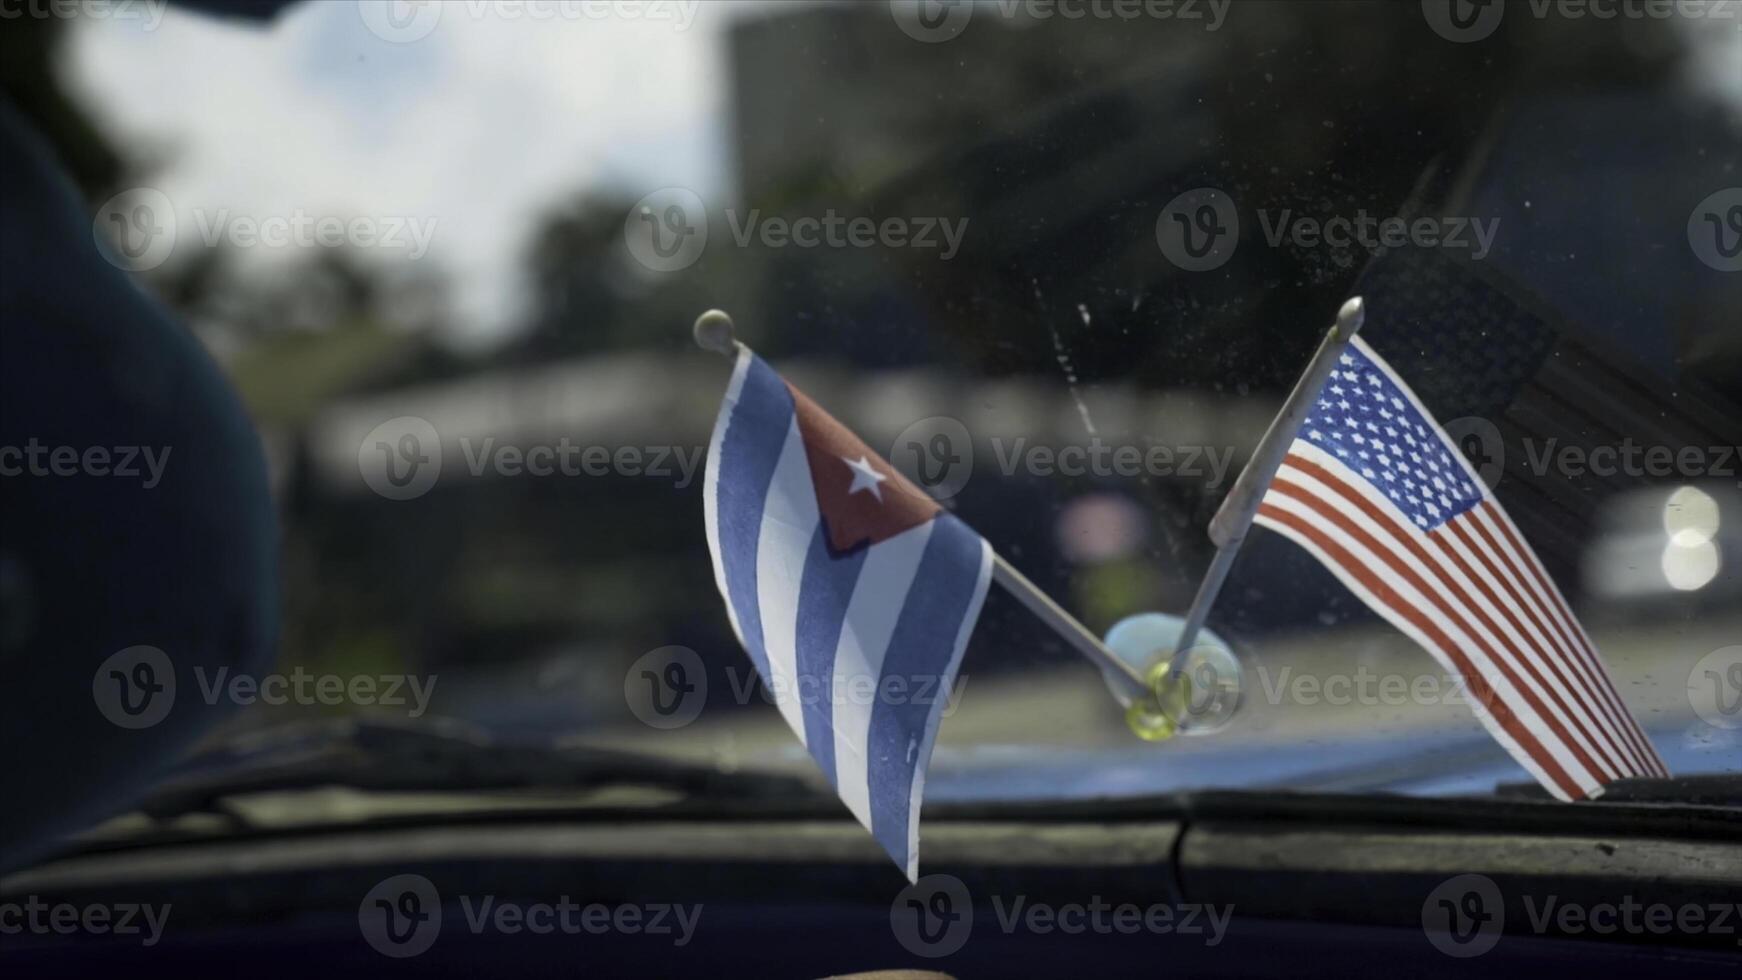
[{"left": 703, "top": 346, "right": 992, "bottom": 881}]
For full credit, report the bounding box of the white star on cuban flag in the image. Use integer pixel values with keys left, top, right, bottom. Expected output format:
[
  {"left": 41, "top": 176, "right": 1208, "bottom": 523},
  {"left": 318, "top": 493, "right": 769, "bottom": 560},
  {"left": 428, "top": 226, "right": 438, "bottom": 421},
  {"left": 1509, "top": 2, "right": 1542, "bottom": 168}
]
[
  {"left": 843, "top": 455, "right": 888, "bottom": 500},
  {"left": 703, "top": 347, "right": 992, "bottom": 881}
]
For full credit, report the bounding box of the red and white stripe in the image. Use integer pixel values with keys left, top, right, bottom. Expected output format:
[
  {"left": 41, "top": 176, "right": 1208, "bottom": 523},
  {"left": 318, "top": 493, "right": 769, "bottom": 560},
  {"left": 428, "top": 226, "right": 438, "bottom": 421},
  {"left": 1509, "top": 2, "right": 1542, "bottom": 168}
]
[{"left": 1255, "top": 442, "right": 1668, "bottom": 799}]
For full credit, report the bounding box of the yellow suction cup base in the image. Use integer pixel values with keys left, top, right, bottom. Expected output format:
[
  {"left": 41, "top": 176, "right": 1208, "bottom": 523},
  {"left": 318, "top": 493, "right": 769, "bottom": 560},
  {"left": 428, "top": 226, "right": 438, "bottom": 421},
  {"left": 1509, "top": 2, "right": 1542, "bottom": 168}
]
[{"left": 1123, "top": 658, "right": 1194, "bottom": 742}]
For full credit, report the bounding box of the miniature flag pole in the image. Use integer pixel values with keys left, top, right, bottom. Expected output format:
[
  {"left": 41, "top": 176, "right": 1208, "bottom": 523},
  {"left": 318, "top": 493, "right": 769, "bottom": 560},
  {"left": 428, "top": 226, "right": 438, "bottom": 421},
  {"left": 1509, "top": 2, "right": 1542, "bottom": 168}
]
[
  {"left": 1159, "top": 296, "right": 1366, "bottom": 681},
  {"left": 692, "top": 309, "right": 1152, "bottom": 704},
  {"left": 988, "top": 551, "right": 1148, "bottom": 696}
]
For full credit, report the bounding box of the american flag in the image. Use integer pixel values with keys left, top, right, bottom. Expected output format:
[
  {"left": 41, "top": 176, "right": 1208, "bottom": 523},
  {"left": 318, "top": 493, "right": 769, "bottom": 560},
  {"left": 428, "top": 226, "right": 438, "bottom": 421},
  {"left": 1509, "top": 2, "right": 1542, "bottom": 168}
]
[{"left": 1252, "top": 336, "right": 1669, "bottom": 799}]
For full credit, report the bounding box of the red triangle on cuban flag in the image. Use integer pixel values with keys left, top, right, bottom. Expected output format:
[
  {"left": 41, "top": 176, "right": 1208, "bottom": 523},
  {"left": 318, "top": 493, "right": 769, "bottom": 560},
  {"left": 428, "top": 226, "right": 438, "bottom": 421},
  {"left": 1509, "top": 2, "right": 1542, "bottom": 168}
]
[{"left": 786, "top": 381, "right": 942, "bottom": 555}]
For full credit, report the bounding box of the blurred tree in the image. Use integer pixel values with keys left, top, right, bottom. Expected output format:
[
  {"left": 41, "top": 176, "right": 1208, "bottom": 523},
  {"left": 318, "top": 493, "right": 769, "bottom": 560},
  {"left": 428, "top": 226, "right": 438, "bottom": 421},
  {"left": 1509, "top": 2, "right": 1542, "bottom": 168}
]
[
  {"left": 515, "top": 192, "right": 751, "bottom": 361},
  {"left": 0, "top": 15, "right": 122, "bottom": 198}
]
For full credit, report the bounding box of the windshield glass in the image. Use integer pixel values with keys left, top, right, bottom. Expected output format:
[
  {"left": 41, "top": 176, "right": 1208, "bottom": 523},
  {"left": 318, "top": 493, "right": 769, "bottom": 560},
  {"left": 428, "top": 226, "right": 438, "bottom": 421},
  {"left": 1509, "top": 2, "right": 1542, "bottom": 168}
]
[{"left": 15, "top": 0, "right": 1740, "bottom": 819}]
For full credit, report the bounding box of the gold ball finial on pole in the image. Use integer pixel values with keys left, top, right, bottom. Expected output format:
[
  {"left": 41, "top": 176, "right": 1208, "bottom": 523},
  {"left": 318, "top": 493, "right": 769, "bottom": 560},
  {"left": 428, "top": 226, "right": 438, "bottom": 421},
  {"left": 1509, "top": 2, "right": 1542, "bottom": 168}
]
[{"left": 693, "top": 309, "right": 738, "bottom": 357}]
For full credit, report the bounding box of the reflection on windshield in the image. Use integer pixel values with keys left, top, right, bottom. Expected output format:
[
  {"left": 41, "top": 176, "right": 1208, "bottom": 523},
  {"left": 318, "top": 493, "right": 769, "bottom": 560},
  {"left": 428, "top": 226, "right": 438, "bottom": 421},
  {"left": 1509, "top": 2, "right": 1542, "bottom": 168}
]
[{"left": 16, "top": 0, "right": 1742, "bottom": 814}]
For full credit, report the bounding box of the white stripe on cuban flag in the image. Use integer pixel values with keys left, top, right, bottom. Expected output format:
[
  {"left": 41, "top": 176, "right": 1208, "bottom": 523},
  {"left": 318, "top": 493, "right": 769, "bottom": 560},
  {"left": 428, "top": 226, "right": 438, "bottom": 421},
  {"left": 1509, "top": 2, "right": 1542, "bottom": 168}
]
[
  {"left": 756, "top": 417, "right": 821, "bottom": 740},
  {"left": 703, "top": 346, "right": 992, "bottom": 881},
  {"left": 1252, "top": 335, "right": 1667, "bottom": 800}
]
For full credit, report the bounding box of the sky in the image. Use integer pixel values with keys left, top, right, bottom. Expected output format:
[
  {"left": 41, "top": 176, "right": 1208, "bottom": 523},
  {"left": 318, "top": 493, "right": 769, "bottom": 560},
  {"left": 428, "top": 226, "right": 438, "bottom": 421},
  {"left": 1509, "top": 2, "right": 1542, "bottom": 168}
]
[
  {"left": 60, "top": 1, "right": 1740, "bottom": 349},
  {"left": 65, "top": 0, "right": 770, "bottom": 347}
]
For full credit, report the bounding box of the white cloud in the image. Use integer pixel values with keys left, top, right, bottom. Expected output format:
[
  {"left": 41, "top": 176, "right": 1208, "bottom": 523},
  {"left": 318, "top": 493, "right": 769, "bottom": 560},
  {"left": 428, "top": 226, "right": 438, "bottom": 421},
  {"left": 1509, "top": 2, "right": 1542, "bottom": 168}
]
[{"left": 63, "top": 0, "right": 748, "bottom": 345}]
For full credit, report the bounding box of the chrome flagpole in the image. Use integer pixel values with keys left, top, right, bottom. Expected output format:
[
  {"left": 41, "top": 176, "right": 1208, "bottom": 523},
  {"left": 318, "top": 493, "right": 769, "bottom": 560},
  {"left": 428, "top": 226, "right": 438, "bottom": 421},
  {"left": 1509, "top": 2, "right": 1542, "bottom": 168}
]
[
  {"left": 1158, "top": 296, "right": 1367, "bottom": 681},
  {"left": 988, "top": 552, "right": 1147, "bottom": 697},
  {"left": 692, "top": 310, "right": 1152, "bottom": 705}
]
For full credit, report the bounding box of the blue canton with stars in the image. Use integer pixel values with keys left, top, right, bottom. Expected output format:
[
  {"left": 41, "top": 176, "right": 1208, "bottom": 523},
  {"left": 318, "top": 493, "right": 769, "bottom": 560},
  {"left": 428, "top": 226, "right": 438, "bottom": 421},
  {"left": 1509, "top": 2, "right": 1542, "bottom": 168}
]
[{"left": 1297, "top": 343, "right": 1485, "bottom": 531}]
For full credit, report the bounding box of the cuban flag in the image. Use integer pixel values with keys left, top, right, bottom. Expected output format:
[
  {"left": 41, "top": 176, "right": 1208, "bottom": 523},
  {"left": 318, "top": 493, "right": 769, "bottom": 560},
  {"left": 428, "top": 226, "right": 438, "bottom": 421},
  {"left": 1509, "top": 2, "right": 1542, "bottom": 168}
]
[
  {"left": 1254, "top": 336, "right": 1668, "bottom": 800},
  {"left": 703, "top": 347, "right": 992, "bottom": 880}
]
